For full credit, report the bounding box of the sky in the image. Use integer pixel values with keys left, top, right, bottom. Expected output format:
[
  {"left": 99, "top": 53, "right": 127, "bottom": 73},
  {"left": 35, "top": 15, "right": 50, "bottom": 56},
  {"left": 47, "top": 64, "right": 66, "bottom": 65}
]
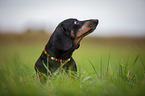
[{"left": 0, "top": 0, "right": 145, "bottom": 37}]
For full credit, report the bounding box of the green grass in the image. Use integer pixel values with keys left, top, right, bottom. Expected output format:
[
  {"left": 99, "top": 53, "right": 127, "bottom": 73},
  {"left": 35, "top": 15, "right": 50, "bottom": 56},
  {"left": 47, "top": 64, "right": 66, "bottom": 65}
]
[{"left": 0, "top": 37, "right": 145, "bottom": 96}]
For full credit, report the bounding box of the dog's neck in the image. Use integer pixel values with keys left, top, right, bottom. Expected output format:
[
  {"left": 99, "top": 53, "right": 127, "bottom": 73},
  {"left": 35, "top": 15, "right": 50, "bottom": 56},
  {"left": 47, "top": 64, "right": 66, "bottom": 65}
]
[{"left": 45, "top": 42, "right": 76, "bottom": 60}]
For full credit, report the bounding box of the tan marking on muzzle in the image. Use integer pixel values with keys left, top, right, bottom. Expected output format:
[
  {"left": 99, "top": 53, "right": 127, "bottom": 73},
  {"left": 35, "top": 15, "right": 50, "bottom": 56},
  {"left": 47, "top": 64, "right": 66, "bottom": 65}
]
[
  {"left": 76, "top": 21, "right": 94, "bottom": 38},
  {"left": 74, "top": 21, "right": 96, "bottom": 46}
]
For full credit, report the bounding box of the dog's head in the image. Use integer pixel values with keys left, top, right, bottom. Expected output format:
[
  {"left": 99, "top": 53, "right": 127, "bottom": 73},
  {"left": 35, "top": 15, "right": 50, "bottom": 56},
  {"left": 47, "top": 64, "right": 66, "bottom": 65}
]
[{"left": 51, "top": 18, "right": 99, "bottom": 50}]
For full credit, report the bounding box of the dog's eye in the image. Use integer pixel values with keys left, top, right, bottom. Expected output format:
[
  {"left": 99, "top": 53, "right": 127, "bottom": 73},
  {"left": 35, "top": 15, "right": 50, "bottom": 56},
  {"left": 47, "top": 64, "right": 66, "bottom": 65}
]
[{"left": 74, "top": 21, "right": 78, "bottom": 25}]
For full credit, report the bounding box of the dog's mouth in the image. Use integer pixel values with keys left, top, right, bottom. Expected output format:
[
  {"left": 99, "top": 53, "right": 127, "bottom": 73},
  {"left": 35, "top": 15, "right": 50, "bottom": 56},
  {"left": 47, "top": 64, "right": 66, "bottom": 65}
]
[
  {"left": 77, "top": 26, "right": 97, "bottom": 38},
  {"left": 83, "top": 27, "right": 96, "bottom": 36}
]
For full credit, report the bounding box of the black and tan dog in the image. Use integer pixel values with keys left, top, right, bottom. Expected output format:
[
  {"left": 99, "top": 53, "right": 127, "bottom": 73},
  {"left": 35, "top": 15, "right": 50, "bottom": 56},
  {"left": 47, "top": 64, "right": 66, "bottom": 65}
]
[{"left": 35, "top": 18, "right": 99, "bottom": 81}]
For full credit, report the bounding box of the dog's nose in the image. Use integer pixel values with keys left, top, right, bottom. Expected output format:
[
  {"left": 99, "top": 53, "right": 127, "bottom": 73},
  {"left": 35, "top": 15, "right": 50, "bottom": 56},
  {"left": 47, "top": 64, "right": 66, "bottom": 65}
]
[
  {"left": 90, "top": 19, "right": 99, "bottom": 24},
  {"left": 93, "top": 19, "right": 99, "bottom": 24}
]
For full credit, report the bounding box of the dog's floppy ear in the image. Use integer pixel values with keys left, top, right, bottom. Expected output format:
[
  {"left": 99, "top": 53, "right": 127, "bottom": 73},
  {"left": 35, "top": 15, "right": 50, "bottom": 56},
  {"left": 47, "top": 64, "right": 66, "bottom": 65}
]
[{"left": 53, "top": 24, "right": 72, "bottom": 50}]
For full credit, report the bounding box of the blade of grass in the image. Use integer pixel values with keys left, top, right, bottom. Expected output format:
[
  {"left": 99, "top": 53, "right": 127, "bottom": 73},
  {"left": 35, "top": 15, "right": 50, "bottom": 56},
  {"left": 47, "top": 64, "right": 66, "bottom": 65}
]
[
  {"left": 59, "top": 60, "right": 69, "bottom": 69},
  {"left": 119, "top": 64, "right": 124, "bottom": 79},
  {"left": 124, "top": 55, "right": 129, "bottom": 75},
  {"left": 41, "top": 73, "right": 48, "bottom": 79},
  {"left": 100, "top": 56, "right": 103, "bottom": 79},
  {"left": 139, "top": 55, "right": 145, "bottom": 70},
  {"left": 106, "top": 52, "right": 110, "bottom": 77},
  {"left": 119, "top": 58, "right": 125, "bottom": 79},
  {"left": 135, "top": 45, "right": 145, "bottom": 70},
  {"left": 135, "top": 46, "right": 145, "bottom": 78},
  {"left": 42, "top": 61, "right": 52, "bottom": 76},
  {"left": 88, "top": 59, "right": 100, "bottom": 79},
  {"left": 53, "top": 60, "right": 69, "bottom": 76},
  {"left": 130, "top": 74, "right": 136, "bottom": 84},
  {"left": 81, "top": 76, "right": 92, "bottom": 83},
  {"left": 132, "top": 54, "right": 139, "bottom": 66}
]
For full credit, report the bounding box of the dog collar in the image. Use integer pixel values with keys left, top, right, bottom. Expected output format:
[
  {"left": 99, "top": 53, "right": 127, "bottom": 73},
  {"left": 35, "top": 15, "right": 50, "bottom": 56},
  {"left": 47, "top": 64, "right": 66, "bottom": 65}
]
[{"left": 44, "top": 49, "right": 71, "bottom": 63}]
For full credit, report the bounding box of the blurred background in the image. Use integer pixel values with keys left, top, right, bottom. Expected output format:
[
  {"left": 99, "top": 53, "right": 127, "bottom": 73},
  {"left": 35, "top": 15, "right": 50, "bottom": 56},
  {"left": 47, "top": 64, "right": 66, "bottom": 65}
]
[
  {"left": 0, "top": 1, "right": 145, "bottom": 95},
  {"left": 0, "top": 0, "right": 145, "bottom": 48},
  {"left": 0, "top": 0, "right": 145, "bottom": 37}
]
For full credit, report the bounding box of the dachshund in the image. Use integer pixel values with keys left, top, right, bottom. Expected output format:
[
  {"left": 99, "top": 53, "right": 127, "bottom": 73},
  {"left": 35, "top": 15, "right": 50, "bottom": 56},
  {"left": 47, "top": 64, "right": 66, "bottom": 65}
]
[{"left": 34, "top": 18, "right": 99, "bottom": 82}]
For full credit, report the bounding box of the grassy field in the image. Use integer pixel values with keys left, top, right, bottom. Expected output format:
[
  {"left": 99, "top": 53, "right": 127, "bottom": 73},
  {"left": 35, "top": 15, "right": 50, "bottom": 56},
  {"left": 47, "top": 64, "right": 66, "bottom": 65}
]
[{"left": 0, "top": 33, "right": 145, "bottom": 96}]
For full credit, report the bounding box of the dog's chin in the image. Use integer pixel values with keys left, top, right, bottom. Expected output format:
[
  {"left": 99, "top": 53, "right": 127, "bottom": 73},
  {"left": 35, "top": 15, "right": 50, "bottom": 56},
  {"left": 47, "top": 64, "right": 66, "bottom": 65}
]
[{"left": 79, "top": 27, "right": 96, "bottom": 38}]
